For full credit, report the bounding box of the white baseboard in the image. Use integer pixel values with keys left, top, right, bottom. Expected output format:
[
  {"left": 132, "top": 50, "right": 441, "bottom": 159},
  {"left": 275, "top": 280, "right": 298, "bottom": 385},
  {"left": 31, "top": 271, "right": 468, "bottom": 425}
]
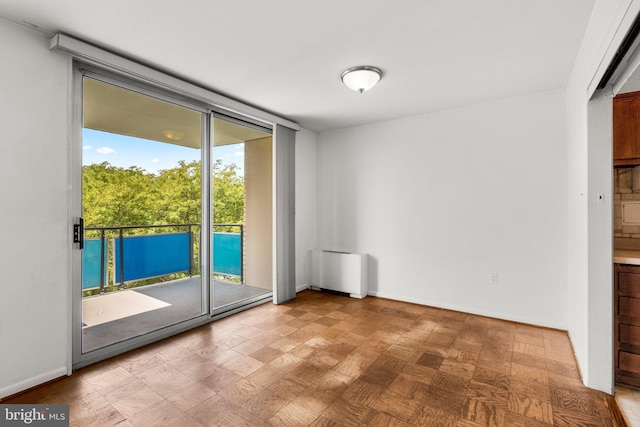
[
  {"left": 0, "top": 367, "right": 68, "bottom": 400},
  {"left": 367, "top": 290, "right": 567, "bottom": 331},
  {"left": 566, "top": 329, "right": 588, "bottom": 386},
  {"left": 296, "top": 284, "right": 310, "bottom": 293}
]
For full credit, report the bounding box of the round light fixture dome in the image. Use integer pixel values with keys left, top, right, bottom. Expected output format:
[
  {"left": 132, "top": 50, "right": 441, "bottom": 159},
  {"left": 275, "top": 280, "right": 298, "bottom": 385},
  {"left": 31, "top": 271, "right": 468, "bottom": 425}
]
[
  {"left": 341, "top": 66, "right": 382, "bottom": 94},
  {"left": 163, "top": 130, "right": 184, "bottom": 141}
]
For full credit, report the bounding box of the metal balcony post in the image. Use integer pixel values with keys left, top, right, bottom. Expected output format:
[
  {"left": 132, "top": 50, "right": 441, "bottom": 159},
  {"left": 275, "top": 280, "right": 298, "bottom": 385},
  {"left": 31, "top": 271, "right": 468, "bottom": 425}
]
[
  {"left": 188, "top": 224, "right": 193, "bottom": 277},
  {"left": 240, "top": 224, "right": 244, "bottom": 285},
  {"left": 118, "top": 227, "right": 125, "bottom": 289},
  {"left": 99, "top": 228, "right": 106, "bottom": 293}
]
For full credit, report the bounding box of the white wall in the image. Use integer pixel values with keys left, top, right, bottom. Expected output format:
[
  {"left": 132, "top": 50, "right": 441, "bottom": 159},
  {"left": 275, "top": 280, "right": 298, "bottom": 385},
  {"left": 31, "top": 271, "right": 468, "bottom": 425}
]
[
  {"left": 0, "top": 19, "right": 70, "bottom": 398},
  {"left": 294, "top": 128, "right": 317, "bottom": 290},
  {"left": 245, "top": 136, "right": 273, "bottom": 290},
  {"left": 566, "top": 0, "right": 640, "bottom": 393},
  {"left": 317, "top": 91, "right": 568, "bottom": 328}
]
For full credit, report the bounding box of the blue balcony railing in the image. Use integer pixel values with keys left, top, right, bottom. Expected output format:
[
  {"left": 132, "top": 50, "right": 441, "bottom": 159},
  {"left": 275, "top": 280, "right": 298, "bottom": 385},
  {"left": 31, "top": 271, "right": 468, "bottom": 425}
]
[{"left": 82, "top": 223, "right": 243, "bottom": 292}]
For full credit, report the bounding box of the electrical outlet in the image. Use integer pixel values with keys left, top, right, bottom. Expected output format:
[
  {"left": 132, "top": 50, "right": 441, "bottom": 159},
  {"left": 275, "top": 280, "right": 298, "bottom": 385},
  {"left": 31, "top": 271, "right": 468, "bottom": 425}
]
[{"left": 491, "top": 273, "right": 499, "bottom": 285}]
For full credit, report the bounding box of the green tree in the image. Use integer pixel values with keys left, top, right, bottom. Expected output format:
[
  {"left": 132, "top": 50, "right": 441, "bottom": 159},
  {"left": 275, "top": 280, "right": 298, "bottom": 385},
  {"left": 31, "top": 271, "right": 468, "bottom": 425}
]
[
  {"left": 213, "top": 160, "right": 244, "bottom": 225},
  {"left": 82, "top": 162, "right": 155, "bottom": 227},
  {"left": 154, "top": 160, "right": 202, "bottom": 225},
  {"left": 82, "top": 160, "right": 245, "bottom": 228}
]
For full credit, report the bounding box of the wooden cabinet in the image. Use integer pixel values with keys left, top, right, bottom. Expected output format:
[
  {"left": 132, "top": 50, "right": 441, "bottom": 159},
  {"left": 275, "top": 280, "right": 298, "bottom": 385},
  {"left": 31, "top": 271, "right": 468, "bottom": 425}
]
[
  {"left": 614, "top": 91, "right": 640, "bottom": 166},
  {"left": 615, "top": 263, "right": 640, "bottom": 387}
]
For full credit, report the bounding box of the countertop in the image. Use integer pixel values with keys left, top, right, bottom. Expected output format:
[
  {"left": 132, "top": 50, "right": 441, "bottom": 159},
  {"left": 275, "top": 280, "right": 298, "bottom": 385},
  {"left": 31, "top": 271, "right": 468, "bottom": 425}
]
[{"left": 614, "top": 249, "right": 640, "bottom": 265}]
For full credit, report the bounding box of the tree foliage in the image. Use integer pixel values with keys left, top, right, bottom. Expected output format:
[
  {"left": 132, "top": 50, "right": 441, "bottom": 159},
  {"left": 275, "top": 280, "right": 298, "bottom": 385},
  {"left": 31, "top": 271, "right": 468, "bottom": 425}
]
[
  {"left": 212, "top": 159, "right": 244, "bottom": 225},
  {"left": 82, "top": 160, "right": 244, "bottom": 229}
]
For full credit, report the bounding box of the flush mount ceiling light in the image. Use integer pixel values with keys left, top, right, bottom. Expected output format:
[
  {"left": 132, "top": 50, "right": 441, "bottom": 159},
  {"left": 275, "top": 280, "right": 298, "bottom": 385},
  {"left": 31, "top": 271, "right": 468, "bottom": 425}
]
[
  {"left": 341, "top": 66, "right": 383, "bottom": 94},
  {"left": 163, "top": 130, "right": 184, "bottom": 141}
]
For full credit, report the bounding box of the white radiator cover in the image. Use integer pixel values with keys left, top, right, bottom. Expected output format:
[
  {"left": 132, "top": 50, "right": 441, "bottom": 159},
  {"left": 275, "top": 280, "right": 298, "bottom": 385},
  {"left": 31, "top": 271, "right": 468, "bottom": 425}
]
[{"left": 309, "top": 249, "right": 368, "bottom": 299}]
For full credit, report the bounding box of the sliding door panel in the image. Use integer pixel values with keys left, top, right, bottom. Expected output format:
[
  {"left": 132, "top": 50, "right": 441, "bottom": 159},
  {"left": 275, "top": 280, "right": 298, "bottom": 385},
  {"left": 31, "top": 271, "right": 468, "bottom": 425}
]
[
  {"left": 81, "top": 77, "right": 206, "bottom": 352},
  {"left": 210, "top": 116, "right": 273, "bottom": 313}
]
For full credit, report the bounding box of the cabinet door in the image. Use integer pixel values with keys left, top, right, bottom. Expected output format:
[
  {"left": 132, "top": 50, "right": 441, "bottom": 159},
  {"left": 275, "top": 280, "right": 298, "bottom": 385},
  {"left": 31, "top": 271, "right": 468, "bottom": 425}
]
[
  {"left": 616, "top": 264, "right": 640, "bottom": 388},
  {"left": 614, "top": 92, "right": 640, "bottom": 166}
]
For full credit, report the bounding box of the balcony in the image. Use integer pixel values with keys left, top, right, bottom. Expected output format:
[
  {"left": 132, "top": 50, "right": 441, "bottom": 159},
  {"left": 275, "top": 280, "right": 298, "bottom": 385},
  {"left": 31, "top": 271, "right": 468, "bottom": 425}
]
[{"left": 81, "top": 224, "right": 270, "bottom": 352}]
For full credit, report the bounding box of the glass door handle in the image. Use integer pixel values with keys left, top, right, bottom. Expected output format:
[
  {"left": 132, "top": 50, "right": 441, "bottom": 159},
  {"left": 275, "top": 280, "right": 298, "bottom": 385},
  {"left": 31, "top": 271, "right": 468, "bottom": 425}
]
[{"left": 74, "top": 217, "right": 84, "bottom": 250}]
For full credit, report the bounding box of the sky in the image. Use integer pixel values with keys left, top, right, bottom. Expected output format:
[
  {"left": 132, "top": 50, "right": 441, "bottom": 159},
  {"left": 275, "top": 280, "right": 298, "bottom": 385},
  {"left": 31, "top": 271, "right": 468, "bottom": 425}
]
[{"left": 82, "top": 128, "right": 245, "bottom": 175}]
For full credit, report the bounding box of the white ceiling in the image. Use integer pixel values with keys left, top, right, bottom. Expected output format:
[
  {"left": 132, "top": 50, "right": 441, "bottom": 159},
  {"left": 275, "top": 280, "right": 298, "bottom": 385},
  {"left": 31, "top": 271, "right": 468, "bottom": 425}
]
[{"left": 0, "top": 0, "right": 595, "bottom": 132}]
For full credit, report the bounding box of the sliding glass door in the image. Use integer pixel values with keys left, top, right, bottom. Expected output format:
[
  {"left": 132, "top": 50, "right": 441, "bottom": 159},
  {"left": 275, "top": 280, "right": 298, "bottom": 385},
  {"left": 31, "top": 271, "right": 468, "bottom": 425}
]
[
  {"left": 79, "top": 76, "right": 207, "bottom": 353},
  {"left": 210, "top": 117, "right": 273, "bottom": 313},
  {"left": 73, "top": 69, "right": 281, "bottom": 368}
]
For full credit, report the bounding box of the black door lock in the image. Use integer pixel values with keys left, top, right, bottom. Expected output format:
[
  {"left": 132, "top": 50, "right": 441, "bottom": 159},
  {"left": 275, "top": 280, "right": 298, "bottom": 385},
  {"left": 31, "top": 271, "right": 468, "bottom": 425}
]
[{"left": 73, "top": 217, "right": 84, "bottom": 249}]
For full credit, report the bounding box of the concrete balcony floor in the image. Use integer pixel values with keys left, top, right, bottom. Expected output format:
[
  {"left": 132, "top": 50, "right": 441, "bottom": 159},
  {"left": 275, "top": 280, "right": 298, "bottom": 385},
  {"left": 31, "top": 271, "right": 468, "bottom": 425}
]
[{"left": 82, "top": 277, "right": 270, "bottom": 352}]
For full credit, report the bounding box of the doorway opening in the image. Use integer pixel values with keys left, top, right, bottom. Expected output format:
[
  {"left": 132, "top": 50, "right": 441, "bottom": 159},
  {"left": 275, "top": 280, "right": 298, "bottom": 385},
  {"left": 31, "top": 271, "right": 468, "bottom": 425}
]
[
  {"left": 591, "top": 8, "right": 640, "bottom": 420},
  {"left": 74, "top": 71, "right": 275, "bottom": 365},
  {"left": 611, "top": 76, "right": 640, "bottom": 422}
]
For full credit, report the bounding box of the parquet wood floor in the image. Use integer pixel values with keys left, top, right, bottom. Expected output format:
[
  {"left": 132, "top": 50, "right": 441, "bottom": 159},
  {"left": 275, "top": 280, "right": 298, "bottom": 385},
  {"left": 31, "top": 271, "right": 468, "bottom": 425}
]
[
  {"left": 615, "top": 385, "right": 640, "bottom": 426},
  {"left": 3, "top": 290, "right": 620, "bottom": 426}
]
